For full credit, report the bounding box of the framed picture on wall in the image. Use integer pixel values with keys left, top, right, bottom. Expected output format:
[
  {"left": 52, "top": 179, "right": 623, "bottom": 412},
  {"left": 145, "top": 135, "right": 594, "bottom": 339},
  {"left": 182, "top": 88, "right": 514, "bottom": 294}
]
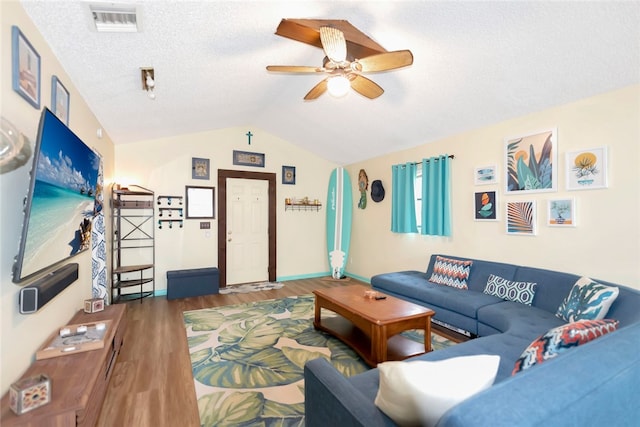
[
  {"left": 11, "top": 26, "right": 41, "bottom": 109},
  {"left": 548, "top": 198, "right": 576, "bottom": 227},
  {"left": 192, "top": 157, "right": 210, "bottom": 180},
  {"left": 565, "top": 146, "right": 608, "bottom": 190},
  {"left": 474, "top": 165, "right": 497, "bottom": 185},
  {"left": 474, "top": 190, "right": 498, "bottom": 221},
  {"left": 185, "top": 186, "right": 215, "bottom": 219},
  {"left": 506, "top": 200, "right": 537, "bottom": 236},
  {"left": 51, "top": 76, "right": 69, "bottom": 125},
  {"left": 282, "top": 165, "right": 296, "bottom": 185},
  {"left": 233, "top": 150, "right": 265, "bottom": 167},
  {"left": 505, "top": 128, "right": 557, "bottom": 194}
]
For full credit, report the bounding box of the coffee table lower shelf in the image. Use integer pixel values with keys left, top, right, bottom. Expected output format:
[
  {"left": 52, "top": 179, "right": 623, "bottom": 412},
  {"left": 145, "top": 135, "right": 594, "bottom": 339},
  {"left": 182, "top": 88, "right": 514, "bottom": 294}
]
[{"left": 315, "top": 315, "right": 427, "bottom": 367}]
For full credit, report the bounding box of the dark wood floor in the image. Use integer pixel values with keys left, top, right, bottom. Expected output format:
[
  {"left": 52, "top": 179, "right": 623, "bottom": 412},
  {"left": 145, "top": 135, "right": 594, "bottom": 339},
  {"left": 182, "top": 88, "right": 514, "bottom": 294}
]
[{"left": 96, "top": 278, "right": 464, "bottom": 427}]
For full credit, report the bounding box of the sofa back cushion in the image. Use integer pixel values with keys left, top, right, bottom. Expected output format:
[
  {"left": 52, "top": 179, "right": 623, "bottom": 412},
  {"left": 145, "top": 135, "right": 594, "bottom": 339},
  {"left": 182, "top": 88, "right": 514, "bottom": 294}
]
[
  {"left": 427, "top": 254, "right": 518, "bottom": 293},
  {"left": 512, "top": 266, "right": 578, "bottom": 313}
]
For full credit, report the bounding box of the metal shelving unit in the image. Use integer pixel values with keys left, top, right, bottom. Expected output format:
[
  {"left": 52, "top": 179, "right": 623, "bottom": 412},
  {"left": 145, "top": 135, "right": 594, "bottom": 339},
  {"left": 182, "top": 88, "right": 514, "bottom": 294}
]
[{"left": 111, "top": 185, "right": 155, "bottom": 303}]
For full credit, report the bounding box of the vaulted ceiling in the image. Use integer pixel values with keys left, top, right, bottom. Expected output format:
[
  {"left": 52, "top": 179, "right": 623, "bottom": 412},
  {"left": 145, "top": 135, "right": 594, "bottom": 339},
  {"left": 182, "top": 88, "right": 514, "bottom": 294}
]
[{"left": 21, "top": 1, "right": 640, "bottom": 165}]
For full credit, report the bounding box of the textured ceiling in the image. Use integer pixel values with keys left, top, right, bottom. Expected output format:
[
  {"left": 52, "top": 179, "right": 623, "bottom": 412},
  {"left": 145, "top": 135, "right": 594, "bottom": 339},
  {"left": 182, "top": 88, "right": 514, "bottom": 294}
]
[{"left": 21, "top": 1, "right": 640, "bottom": 165}]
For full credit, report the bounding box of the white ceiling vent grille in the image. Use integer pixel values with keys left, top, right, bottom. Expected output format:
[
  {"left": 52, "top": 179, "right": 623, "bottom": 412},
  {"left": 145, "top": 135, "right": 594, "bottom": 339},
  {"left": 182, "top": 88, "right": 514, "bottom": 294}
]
[{"left": 89, "top": 4, "right": 140, "bottom": 33}]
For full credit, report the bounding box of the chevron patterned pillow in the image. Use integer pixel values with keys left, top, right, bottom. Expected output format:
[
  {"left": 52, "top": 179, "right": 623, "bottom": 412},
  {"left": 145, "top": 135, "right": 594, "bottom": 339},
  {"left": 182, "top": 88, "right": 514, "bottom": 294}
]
[{"left": 429, "top": 256, "right": 473, "bottom": 289}]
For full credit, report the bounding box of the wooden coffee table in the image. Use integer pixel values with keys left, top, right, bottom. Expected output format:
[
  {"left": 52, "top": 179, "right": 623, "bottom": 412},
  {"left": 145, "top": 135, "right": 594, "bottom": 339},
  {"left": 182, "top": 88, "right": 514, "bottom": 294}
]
[{"left": 313, "top": 284, "right": 435, "bottom": 367}]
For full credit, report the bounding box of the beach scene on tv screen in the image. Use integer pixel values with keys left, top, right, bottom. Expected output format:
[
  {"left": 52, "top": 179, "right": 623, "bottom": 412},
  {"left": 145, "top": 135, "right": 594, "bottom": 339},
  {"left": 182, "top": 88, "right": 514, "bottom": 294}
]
[{"left": 19, "top": 114, "right": 100, "bottom": 280}]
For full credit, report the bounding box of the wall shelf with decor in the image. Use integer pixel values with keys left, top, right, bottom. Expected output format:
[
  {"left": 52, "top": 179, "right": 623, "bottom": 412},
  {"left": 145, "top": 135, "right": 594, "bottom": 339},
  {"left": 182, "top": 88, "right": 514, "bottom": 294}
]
[
  {"left": 285, "top": 199, "right": 322, "bottom": 212},
  {"left": 111, "top": 185, "right": 155, "bottom": 303}
]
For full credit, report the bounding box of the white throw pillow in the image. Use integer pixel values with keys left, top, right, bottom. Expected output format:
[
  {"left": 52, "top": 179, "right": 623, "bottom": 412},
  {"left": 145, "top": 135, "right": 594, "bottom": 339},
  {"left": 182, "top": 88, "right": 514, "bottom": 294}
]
[{"left": 374, "top": 355, "right": 500, "bottom": 427}]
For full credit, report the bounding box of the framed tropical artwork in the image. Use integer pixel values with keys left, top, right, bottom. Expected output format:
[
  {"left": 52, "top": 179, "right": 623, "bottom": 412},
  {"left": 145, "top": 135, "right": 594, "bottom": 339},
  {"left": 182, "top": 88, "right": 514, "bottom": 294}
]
[
  {"left": 548, "top": 198, "right": 576, "bottom": 227},
  {"left": 565, "top": 146, "right": 608, "bottom": 190},
  {"left": 474, "top": 190, "right": 498, "bottom": 221},
  {"left": 505, "top": 128, "right": 557, "bottom": 194},
  {"left": 506, "top": 200, "right": 537, "bottom": 236}
]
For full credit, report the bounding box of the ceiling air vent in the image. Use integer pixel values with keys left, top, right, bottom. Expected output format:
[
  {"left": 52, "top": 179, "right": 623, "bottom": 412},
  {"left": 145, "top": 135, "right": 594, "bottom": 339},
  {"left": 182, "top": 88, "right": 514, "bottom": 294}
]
[{"left": 89, "top": 4, "right": 140, "bottom": 33}]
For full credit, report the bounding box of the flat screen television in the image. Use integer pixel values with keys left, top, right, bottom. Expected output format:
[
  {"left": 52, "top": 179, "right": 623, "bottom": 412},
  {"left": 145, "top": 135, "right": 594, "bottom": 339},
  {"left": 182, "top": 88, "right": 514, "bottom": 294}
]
[{"left": 13, "top": 108, "right": 101, "bottom": 283}]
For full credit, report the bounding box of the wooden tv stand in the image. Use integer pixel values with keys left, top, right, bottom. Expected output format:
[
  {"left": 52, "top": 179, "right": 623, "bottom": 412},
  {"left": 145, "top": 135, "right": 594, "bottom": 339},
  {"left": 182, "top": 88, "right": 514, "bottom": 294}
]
[{"left": 0, "top": 304, "right": 127, "bottom": 427}]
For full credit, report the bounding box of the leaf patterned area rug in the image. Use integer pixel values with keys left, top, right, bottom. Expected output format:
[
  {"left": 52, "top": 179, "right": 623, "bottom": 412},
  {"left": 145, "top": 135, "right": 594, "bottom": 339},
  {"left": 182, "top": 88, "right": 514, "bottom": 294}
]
[
  {"left": 218, "top": 281, "right": 284, "bottom": 294},
  {"left": 183, "top": 294, "right": 454, "bottom": 426}
]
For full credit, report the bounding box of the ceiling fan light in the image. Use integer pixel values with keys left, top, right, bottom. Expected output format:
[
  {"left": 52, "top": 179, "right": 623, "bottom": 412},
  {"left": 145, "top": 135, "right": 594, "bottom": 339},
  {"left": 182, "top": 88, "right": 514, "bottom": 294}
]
[{"left": 327, "top": 75, "right": 350, "bottom": 98}]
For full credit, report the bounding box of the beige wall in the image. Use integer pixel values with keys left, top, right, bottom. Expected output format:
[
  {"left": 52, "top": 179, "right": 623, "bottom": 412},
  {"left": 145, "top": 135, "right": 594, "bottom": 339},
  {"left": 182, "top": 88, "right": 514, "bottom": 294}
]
[
  {"left": 0, "top": 2, "right": 115, "bottom": 393},
  {"left": 2, "top": 0, "right": 639, "bottom": 398},
  {"left": 114, "top": 129, "right": 337, "bottom": 290},
  {"left": 347, "top": 85, "right": 640, "bottom": 289}
]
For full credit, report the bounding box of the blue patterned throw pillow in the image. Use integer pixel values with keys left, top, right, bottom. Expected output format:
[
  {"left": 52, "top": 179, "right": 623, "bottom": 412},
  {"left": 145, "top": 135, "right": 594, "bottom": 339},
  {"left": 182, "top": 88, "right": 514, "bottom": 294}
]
[
  {"left": 512, "top": 319, "right": 619, "bottom": 374},
  {"left": 556, "top": 277, "right": 619, "bottom": 322},
  {"left": 483, "top": 274, "right": 537, "bottom": 306},
  {"left": 429, "top": 256, "right": 473, "bottom": 290}
]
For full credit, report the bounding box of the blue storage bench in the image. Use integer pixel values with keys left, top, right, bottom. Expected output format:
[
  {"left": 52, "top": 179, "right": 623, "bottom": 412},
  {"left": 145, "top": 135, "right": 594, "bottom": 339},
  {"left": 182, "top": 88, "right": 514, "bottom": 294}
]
[{"left": 166, "top": 267, "right": 219, "bottom": 300}]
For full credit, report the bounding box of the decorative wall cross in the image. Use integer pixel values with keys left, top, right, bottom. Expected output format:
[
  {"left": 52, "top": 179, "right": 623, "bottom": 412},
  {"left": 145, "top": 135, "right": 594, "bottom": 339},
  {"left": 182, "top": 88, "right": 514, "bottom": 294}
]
[{"left": 246, "top": 131, "right": 253, "bottom": 145}]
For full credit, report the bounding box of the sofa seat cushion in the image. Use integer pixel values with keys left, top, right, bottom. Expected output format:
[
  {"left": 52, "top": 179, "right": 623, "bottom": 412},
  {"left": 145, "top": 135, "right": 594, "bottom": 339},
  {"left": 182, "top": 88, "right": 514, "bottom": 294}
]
[
  {"left": 372, "top": 272, "right": 502, "bottom": 319},
  {"left": 477, "top": 301, "right": 565, "bottom": 341}
]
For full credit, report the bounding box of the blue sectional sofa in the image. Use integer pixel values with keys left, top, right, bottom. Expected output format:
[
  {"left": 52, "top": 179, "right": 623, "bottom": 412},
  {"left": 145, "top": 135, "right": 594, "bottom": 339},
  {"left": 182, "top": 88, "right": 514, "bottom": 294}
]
[{"left": 304, "top": 254, "right": 640, "bottom": 426}]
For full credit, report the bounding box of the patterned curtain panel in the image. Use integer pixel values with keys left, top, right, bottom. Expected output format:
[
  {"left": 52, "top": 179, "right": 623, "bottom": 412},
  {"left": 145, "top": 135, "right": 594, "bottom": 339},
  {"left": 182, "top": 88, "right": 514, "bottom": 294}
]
[
  {"left": 421, "top": 155, "right": 452, "bottom": 236},
  {"left": 91, "top": 158, "right": 108, "bottom": 303},
  {"left": 391, "top": 162, "right": 418, "bottom": 233}
]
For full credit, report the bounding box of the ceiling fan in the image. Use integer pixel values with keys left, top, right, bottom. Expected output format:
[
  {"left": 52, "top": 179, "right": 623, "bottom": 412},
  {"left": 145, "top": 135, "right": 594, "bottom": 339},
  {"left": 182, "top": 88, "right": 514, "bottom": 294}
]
[{"left": 266, "top": 25, "right": 413, "bottom": 100}]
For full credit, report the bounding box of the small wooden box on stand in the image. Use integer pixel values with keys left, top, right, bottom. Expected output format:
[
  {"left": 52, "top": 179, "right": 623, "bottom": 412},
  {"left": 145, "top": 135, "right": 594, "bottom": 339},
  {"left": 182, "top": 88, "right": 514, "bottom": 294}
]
[
  {"left": 84, "top": 298, "right": 104, "bottom": 313},
  {"left": 9, "top": 374, "right": 51, "bottom": 415}
]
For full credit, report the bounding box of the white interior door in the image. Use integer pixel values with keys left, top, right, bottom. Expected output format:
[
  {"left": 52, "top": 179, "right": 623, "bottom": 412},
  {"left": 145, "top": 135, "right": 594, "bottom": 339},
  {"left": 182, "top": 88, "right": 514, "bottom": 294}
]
[{"left": 226, "top": 178, "right": 269, "bottom": 285}]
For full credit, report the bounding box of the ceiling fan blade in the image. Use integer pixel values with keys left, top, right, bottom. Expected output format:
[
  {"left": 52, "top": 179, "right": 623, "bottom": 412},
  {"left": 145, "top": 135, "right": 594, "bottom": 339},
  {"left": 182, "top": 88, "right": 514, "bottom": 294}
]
[
  {"left": 319, "top": 26, "right": 347, "bottom": 63},
  {"left": 350, "top": 75, "right": 384, "bottom": 99},
  {"left": 357, "top": 50, "right": 414, "bottom": 72},
  {"left": 266, "top": 65, "right": 322, "bottom": 73},
  {"left": 304, "top": 78, "right": 329, "bottom": 100}
]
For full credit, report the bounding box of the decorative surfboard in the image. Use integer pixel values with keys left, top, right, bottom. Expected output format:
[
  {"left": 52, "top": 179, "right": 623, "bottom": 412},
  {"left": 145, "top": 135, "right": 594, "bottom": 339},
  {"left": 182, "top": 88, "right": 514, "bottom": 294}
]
[{"left": 326, "top": 167, "right": 353, "bottom": 279}]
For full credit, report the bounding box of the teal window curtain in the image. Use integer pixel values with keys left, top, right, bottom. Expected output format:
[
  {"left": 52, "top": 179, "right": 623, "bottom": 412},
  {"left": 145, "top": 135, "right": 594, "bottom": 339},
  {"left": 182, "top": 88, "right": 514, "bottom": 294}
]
[
  {"left": 391, "top": 162, "right": 418, "bottom": 233},
  {"left": 421, "top": 155, "right": 452, "bottom": 236}
]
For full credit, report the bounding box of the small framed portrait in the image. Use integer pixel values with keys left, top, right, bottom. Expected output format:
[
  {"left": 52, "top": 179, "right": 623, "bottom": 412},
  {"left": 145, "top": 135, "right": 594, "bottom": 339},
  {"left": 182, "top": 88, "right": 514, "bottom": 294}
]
[
  {"left": 51, "top": 76, "right": 70, "bottom": 125},
  {"left": 282, "top": 165, "right": 296, "bottom": 185},
  {"left": 548, "top": 198, "right": 576, "bottom": 227},
  {"left": 11, "top": 26, "right": 41, "bottom": 109},
  {"left": 192, "top": 157, "right": 210, "bottom": 180}
]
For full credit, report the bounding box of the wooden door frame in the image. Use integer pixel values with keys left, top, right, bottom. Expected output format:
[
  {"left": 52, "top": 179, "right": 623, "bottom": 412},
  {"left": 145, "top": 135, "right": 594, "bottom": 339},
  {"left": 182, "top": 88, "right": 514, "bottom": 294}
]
[{"left": 217, "top": 169, "right": 277, "bottom": 287}]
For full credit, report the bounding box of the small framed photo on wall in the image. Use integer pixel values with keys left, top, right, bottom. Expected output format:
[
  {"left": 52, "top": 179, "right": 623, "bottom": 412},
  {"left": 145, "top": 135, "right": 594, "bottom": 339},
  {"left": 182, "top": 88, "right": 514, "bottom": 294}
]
[
  {"left": 474, "top": 165, "right": 497, "bottom": 185},
  {"left": 51, "top": 76, "right": 69, "bottom": 125},
  {"left": 548, "top": 198, "right": 576, "bottom": 227},
  {"left": 474, "top": 191, "right": 498, "bottom": 221},
  {"left": 565, "top": 147, "right": 608, "bottom": 190},
  {"left": 11, "top": 26, "right": 41, "bottom": 109},
  {"left": 506, "top": 200, "right": 537, "bottom": 236},
  {"left": 282, "top": 165, "right": 296, "bottom": 185},
  {"left": 192, "top": 157, "right": 210, "bottom": 180}
]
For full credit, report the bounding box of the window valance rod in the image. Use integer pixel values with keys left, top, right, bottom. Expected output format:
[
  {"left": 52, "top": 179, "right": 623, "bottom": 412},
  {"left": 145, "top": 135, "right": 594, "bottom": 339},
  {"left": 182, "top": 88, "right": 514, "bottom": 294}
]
[{"left": 396, "top": 154, "right": 454, "bottom": 167}]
